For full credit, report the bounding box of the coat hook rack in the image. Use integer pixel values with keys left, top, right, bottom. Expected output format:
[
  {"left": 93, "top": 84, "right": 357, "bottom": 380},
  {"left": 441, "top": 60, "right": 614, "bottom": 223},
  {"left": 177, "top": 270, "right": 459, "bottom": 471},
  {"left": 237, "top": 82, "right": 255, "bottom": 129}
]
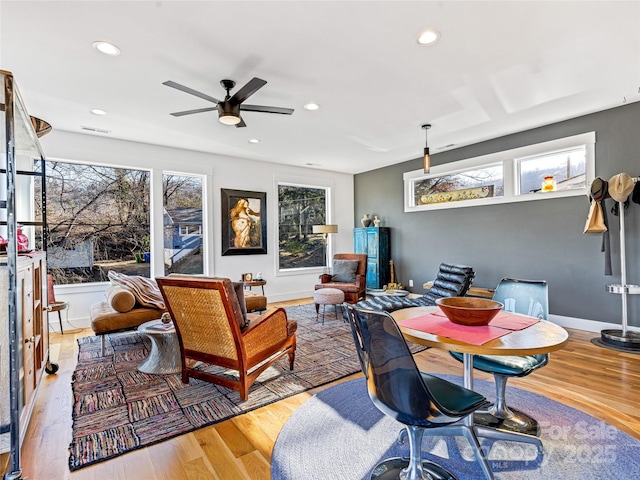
[{"left": 601, "top": 175, "right": 640, "bottom": 350}]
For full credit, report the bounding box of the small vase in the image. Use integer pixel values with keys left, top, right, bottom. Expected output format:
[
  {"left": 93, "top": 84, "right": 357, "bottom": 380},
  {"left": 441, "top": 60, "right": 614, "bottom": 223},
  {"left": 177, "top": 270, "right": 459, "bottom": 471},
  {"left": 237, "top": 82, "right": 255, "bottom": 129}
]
[
  {"left": 361, "top": 214, "right": 372, "bottom": 228},
  {"left": 17, "top": 226, "right": 29, "bottom": 251}
]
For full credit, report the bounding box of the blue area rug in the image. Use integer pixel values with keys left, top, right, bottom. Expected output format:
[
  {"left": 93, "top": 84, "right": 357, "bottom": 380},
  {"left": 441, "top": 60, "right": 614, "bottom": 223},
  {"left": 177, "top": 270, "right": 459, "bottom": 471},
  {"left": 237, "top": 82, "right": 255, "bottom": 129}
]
[{"left": 272, "top": 376, "right": 640, "bottom": 479}]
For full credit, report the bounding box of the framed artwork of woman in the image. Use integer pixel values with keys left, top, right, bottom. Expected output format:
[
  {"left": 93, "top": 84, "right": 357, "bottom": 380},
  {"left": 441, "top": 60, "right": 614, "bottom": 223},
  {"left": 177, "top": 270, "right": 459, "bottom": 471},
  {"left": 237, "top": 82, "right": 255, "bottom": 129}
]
[{"left": 221, "top": 189, "right": 267, "bottom": 255}]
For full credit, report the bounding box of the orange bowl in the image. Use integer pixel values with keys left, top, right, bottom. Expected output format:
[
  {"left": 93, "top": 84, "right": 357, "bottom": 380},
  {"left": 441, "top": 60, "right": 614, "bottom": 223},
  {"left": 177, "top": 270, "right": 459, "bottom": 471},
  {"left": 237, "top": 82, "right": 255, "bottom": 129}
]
[{"left": 435, "top": 297, "right": 503, "bottom": 326}]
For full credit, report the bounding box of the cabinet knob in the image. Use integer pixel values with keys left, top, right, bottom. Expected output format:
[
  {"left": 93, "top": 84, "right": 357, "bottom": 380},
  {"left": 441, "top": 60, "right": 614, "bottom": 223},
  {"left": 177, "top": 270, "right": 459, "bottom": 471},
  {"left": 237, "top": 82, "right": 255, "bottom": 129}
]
[{"left": 25, "top": 336, "right": 36, "bottom": 344}]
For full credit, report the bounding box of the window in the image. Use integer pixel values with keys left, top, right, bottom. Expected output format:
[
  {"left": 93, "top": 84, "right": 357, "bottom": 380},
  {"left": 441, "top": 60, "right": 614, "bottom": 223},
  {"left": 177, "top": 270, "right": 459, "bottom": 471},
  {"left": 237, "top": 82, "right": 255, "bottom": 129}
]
[
  {"left": 404, "top": 132, "right": 595, "bottom": 212},
  {"left": 516, "top": 146, "right": 586, "bottom": 194},
  {"left": 278, "top": 183, "right": 328, "bottom": 270},
  {"left": 162, "top": 173, "right": 204, "bottom": 275},
  {"left": 413, "top": 164, "right": 503, "bottom": 206},
  {"left": 38, "top": 161, "right": 151, "bottom": 284}
]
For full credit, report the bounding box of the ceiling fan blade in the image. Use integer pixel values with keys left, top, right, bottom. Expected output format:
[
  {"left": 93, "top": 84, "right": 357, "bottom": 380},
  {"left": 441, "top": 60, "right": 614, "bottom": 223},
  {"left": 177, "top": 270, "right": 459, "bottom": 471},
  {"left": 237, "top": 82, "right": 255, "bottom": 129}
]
[
  {"left": 240, "top": 104, "right": 294, "bottom": 115},
  {"left": 163, "top": 80, "right": 221, "bottom": 104},
  {"left": 235, "top": 117, "right": 247, "bottom": 128},
  {"left": 230, "top": 77, "right": 267, "bottom": 105},
  {"left": 170, "top": 107, "right": 218, "bottom": 117}
]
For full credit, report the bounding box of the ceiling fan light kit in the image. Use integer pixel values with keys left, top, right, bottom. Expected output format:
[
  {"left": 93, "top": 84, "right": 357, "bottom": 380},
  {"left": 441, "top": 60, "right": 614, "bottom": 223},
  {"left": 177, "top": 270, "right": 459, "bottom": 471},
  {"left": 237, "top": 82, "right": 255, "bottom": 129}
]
[{"left": 164, "top": 77, "right": 294, "bottom": 128}]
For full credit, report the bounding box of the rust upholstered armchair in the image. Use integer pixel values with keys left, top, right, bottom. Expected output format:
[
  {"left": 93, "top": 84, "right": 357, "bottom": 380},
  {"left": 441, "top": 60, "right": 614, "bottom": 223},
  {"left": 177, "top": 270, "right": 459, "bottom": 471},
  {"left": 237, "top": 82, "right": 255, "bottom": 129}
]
[
  {"left": 314, "top": 253, "right": 367, "bottom": 305},
  {"left": 156, "top": 276, "right": 297, "bottom": 401}
]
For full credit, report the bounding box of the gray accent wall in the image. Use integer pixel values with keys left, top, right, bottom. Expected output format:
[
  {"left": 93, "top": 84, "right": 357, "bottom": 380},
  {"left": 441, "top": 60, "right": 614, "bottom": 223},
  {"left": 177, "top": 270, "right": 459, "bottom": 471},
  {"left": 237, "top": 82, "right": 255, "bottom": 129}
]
[{"left": 354, "top": 102, "right": 640, "bottom": 326}]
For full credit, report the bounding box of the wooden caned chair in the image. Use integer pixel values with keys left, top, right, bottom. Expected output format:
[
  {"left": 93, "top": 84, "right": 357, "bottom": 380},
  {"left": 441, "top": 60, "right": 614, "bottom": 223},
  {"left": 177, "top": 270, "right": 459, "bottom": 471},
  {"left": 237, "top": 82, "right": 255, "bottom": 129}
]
[{"left": 156, "top": 276, "right": 297, "bottom": 401}]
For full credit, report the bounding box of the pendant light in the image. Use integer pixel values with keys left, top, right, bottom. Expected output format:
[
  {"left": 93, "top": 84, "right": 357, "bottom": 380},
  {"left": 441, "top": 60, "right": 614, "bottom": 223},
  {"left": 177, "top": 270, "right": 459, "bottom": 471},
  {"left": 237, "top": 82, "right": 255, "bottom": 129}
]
[{"left": 422, "top": 124, "right": 431, "bottom": 174}]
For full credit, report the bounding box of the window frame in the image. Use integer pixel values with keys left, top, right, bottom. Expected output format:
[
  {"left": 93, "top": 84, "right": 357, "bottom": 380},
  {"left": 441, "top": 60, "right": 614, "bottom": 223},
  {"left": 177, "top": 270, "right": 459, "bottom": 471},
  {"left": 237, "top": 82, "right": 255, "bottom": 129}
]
[
  {"left": 161, "top": 171, "right": 206, "bottom": 276},
  {"left": 404, "top": 131, "right": 595, "bottom": 212},
  {"left": 41, "top": 159, "right": 211, "bottom": 284},
  {"left": 276, "top": 180, "right": 332, "bottom": 276}
]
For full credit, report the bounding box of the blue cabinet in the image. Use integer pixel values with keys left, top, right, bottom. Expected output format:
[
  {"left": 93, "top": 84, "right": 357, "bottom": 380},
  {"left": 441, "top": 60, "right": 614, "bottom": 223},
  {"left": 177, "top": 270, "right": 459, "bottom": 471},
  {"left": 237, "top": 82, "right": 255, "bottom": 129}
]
[{"left": 354, "top": 227, "right": 391, "bottom": 289}]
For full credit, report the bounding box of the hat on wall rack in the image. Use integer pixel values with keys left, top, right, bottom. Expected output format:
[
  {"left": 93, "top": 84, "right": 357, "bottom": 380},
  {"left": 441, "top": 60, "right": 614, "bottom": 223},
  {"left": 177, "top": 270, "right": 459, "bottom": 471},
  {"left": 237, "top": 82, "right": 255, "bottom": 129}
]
[
  {"left": 632, "top": 179, "right": 640, "bottom": 204},
  {"left": 608, "top": 173, "right": 634, "bottom": 202},
  {"left": 422, "top": 124, "right": 431, "bottom": 174}
]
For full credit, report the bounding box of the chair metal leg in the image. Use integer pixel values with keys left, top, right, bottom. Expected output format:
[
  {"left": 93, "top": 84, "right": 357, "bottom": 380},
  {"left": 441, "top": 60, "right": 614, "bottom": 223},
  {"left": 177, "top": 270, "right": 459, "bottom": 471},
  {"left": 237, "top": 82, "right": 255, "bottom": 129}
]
[
  {"left": 372, "top": 425, "right": 457, "bottom": 480},
  {"left": 403, "top": 425, "right": 426, "bottom": 480},
  {"left": 474, "top": 424, "right": 543, "bottom": 453},
  {"left": 429, "top": 424, "right": 496, "bottom": 480},
  {"left": 101, "top": 335, "right": 106, "bottom": 356},
  {"left": 58, "top": 311, "right": 64, "bottom": 334}
]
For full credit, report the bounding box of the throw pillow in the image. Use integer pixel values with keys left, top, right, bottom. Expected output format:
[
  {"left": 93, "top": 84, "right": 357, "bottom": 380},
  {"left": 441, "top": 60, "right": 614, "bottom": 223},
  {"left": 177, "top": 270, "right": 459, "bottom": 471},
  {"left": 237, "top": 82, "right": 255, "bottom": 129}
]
[
  {"left": 232, "top": 281, "right": 250, "bottom": 330},
  {"left": 107, "top": 270, "right": 166, "bottom": 309},
  {"left": 105, "top": 285, "right": 136, "bottom": 313},
  {"left": 331, "top": 259, "right": 359, "bottom": 283}
]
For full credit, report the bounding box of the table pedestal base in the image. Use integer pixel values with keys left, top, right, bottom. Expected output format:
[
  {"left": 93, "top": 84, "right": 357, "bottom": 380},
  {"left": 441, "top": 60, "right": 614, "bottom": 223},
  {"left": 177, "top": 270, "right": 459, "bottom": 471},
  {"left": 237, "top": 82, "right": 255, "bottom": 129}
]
[{"left": 473, "top": 406, "right": 541, "bottom": 437}]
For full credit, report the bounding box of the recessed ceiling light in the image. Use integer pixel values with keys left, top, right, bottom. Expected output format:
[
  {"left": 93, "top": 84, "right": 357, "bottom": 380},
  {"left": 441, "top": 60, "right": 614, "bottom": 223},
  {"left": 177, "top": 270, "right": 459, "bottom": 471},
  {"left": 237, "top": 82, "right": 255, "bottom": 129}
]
[
  {"left": 92, "top": 41, "right": 121, "bottom": 56},
  {"left": 91, "top": 108, "right": 107, "bottom": 115},
  {"left": 303, "top": 103, "right": 320, "bottom": 111},
  {"left": 417, "top": 29, "right": 440, "bottom": 46},
  {"left": 248, "top": 138, "right": 260, "bottom": 144}
]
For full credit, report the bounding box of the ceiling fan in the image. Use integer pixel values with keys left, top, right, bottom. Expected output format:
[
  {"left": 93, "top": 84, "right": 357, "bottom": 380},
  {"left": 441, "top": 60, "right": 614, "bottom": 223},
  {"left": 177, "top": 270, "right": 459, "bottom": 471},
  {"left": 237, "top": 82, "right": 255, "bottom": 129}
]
[{"left": 163, "top": 77, "right": 294, "bottom": 127}]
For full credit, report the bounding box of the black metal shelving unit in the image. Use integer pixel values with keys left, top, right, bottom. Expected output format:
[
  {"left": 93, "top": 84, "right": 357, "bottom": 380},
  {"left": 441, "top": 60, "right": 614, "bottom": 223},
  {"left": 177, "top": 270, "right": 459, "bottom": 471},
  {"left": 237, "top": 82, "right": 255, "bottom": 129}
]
[{"left": 1, "top": 70, "right": 53, "bottom": 480}]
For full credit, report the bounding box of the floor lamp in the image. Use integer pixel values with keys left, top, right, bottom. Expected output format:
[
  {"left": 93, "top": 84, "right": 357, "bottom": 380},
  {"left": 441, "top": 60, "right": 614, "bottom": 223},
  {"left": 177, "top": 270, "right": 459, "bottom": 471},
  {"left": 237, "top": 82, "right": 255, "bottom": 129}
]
[{"left": 313, "top": 224, "right": 338, "bottom": 273}]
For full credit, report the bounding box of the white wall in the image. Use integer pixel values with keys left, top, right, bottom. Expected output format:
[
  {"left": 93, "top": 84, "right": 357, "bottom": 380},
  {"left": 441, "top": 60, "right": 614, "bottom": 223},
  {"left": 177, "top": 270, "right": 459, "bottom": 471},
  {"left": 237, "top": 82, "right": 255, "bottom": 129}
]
[{"left": 40, "top": 130, "right": 354, "bottom": 327}]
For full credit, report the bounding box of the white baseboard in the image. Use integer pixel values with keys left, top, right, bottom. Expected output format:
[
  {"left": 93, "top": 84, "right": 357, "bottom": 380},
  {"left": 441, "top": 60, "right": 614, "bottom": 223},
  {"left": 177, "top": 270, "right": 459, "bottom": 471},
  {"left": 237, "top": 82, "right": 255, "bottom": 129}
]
[
  {"left": 548, "top": 313, "right": 639, "bottom": 334},
  {"left": 49, "top": 306, "right": 631, "bottom": 336},
  {"left": 48, "top": 317, "right": 92, "bottom": 333}
]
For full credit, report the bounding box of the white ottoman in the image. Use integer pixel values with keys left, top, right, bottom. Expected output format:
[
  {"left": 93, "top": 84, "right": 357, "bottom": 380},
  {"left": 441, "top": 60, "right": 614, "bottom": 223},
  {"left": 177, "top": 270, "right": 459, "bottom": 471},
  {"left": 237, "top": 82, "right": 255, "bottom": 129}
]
[{"left": 313, "top": 288, "right": 345, "bottom": 324}]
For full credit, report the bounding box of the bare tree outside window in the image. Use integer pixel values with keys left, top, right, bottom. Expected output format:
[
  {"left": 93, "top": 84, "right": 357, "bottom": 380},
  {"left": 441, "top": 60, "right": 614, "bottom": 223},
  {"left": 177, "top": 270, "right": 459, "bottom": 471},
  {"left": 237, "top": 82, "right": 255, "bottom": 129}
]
[
  {"left": 278, "top": 184, "right": 327, "bottom": 270},
  {"left": 413, "top": 165, "right": 504, "bottom": 206},
  {"left": 35, "top": 161, "right": 151, "bottom": 284},
  {"left": 36, "top": 162, "right": 205, "bottom": 284}
]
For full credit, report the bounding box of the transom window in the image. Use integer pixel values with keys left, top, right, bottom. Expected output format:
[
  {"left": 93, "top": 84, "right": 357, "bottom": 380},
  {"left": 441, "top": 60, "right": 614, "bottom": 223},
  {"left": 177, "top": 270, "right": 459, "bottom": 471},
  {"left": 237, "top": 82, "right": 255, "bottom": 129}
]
[
  {"left": 413, "top": 164, "right": 504, "bottom": 206},
  {"left": 404, "top": 132, "right": 595, "bottom": 212},
  {"left": 516, "top": 146, "right": 586, "bottom": 195}
]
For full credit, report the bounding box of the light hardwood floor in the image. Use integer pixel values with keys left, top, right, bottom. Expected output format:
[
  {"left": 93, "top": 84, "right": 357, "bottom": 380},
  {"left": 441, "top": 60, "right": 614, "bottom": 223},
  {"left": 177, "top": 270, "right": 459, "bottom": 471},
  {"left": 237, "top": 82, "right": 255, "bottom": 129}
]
[{"left": 4, "top": 298, "right": 640, "bottom": 479}]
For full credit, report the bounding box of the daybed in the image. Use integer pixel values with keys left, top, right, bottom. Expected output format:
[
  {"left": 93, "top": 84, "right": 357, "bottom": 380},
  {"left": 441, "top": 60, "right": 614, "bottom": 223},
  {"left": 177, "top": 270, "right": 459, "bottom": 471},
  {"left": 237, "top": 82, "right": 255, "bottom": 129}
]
[
  {"left": 355, "top": 263, "right": 475, "bottom": 313},
  {"left": 90, "top": 271, "right": 167, "bottom": 354}
]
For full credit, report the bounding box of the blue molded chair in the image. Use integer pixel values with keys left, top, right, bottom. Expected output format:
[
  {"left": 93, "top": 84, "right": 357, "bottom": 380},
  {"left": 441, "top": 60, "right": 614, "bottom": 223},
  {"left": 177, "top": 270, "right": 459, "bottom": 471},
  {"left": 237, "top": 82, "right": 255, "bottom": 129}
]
[
  {"left": 450, "top": 278, "right": 549, "bottom": 436},
  {"left": 346, "top": 305, "right": 493, "bottom": 480}
]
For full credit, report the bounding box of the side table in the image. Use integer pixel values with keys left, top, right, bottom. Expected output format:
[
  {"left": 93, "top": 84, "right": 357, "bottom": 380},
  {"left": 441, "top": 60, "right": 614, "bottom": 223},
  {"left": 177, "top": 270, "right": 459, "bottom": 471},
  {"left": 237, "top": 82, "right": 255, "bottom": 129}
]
[
  {"left": 242, "top": 279, "right": 266, "bottom": 295},
  {"left": 137, "top": 319, "right": 182, "bottom": 374}
]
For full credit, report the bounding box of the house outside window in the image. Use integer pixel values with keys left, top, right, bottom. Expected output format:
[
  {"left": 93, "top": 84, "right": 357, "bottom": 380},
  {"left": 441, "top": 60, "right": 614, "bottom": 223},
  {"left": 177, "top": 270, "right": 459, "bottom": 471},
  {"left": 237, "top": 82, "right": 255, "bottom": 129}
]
[
  {"left": 163, "top": 173, "right": 204, "bottom": 276},
  {"left": 278, "top": 183, "right": 328, "bottom": 270}
]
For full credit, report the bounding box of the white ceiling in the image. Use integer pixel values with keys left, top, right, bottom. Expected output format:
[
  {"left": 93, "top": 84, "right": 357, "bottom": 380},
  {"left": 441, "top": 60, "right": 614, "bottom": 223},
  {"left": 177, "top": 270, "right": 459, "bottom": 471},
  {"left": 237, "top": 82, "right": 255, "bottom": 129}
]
[{"left": 2, "top": 1, "right": 639, "bottom": 174}]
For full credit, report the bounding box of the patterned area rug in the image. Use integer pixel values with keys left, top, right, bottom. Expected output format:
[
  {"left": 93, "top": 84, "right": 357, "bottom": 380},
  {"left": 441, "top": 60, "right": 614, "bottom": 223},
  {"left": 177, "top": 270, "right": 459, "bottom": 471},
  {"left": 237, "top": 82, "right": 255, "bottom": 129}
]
[{"left": 68, "top": 303, "right": 427, "bottom": 470}]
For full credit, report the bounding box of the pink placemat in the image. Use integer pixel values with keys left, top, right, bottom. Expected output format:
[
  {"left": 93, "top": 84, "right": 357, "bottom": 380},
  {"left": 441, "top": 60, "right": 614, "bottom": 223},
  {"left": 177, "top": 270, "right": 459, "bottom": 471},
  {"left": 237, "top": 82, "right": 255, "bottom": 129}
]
[
  {"left": 398, "top": 314, "right": 510, "bottom": 345},
  {"left": 430, "top": 310, "right": 539, "bottom": 331},
  {"left": 489, "top": 311, "right": 539, "bottom": 330}
]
